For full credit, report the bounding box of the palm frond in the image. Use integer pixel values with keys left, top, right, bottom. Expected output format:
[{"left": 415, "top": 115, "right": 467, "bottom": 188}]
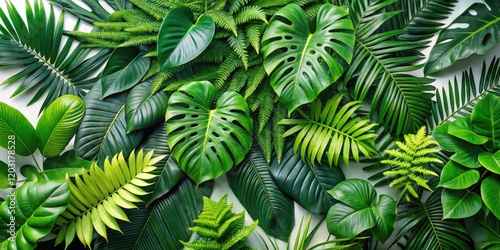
[
  {"left": 48, "top": 0, "right": 131, "bottom": 23},
  {"left": 428, "top": 56, "right": 500, "bottom": 128},
  {"left": 0, "top": 0, "right": 109, "bottom": 113}
]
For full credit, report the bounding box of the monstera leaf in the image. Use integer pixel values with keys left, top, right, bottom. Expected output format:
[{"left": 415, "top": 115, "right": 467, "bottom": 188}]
[
  {"left": 425, "top": 0, "right": 500, "bottom": 74},
  {"left": 157, "top": 7, "right": 215, "bottom": 69},
  {"left": 0, "top": 102, "right": 39, "bottom": 156},
  {"left": 0, "top": 181, "right": 70, "bottom": 250},
  {"left": 165, "top": 81, "right": 253, "bottom": 184},
  {"left": 261, "top": 3, "right": 354, "bottom": 113}
]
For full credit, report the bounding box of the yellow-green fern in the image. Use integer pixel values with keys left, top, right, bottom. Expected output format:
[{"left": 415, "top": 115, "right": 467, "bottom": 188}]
[
  {"left": 54, "top": 149, "right": 163, "bottom": 248},
  {"left": 381, "top": 126, "right": 442, "bottom": 201}
]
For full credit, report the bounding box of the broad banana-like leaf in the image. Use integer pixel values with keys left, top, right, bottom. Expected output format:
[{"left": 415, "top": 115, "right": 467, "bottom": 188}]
[
  {"left": 54, "top": 150, "right": 163, "bottom": 248},
  {"left": 101, "top": 47, "right": 150, "bottom": 98},
  {"left": 227, "top": 146, "right": 295, "bottom": 241},
  {"left": 157, "top": 7, "right": 215, "bottom": 69},
  {"left": 36, "top": 95, "right": 85, "bottom": 158},
  {"left": 0, "top": 102, "right": 39, "bottom": 156},
  {"left": 270, "top": 143, "right": 345, "bottom": 215},
  {"left": 75, "top": 83, "right": 144, "bottom": 165},
  {"left": 125, "top": 81, "right": 169, "bottom": 133},
  {"left": 166, "top": 81, "right": 253, "bottom": 184},
  {"left": 0, "top": 181, "right": 70, "bottom": 250},
  {"left": 138, "top": 123, "right": 184, "bottom": 207},
  {"left": 425, "top": 0, "right": 500, "bottom": 74},
  {"left": 261, "top": 3, "right": 354, "bottom": 113},
  {"left": 93, "top": 178, "right": 212, "bottom": 250}
]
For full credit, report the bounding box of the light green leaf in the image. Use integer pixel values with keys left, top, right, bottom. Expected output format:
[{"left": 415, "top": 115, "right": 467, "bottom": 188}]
[
  {"left": 0, "top": 102, "right": 39, "bottom": 156},
  {"left": 372, "top": 194, "right": 397, "bottom": 243},
  {"left": 433, "top": 123, "right": 482, "bottom": 168},
  {"left": 481, "top": 175, "right": 500, "bottom": 220},
  {"left": 471, "top": 94, "right": 500, "bottom": 149},
  {"left": 448, "top": 117, "right": 488, "bottom": 145},
  {"left": 157, "top": 7, "right": 215, "bottom": 69},
  {"left": 438, "top": 161, "right": 480, "bottom": 189},
  {"left": 0, "top": 161, "right": 11, "bottom": 188},
  {"left": 479, "top": 151, "right": 500, "bottom": 174},
  {"left": 166, "top": 81, "right": 253, "bottom": 184},
  {"left": 442, "top": 189, "right": 481, "bottom": 219}
]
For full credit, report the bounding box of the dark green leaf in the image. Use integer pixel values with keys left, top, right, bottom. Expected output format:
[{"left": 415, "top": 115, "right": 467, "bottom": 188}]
[
  {"left": 481, "top": 175, "right": 500, "bottom": 220},
  {"left": 157, "top": 7, "right": 215, "bottom": 69},
  {"left": 125, "top": 81, "right": 168, "bottom": 133},
  {"left": 433, "top": 123, "right": 482, "bottom": 168},
  {"left": 471, "top": 93, "right": 500, "bottom": 149},
  {"left": 438, "top": 161, "right": 480, "bottom": 189},
  {"left": 227, "top": 146, "right": 294, "bottom": 241},
  {"left": 448, "top": 117, "right": 488, "bottom": 145},
  {"left": 465, "top": 208, "right": 500, "bottom": 249},
  {"left": 43, "top": 150, "right": 92, "bottom": 170},
  {"left": 20, "top": 165, "right": 45, "bottom": 181},
  {"left": 442, "top": 189, "right": 481, "bottom": 219},
  {"left": 327, "top": 179, "right": 376, "bottom": 210},
  {"left": 372, "top": 194, "right": 397, "bottom": 243},
  {"left": 101, "top": 47, "right": 150, "bottom": 98},
  {"left": 327, "top": 203, "right": 375, "bottom": 239},
  {"left": 0, "top": 102, "right": 39, "bottom": 156}
]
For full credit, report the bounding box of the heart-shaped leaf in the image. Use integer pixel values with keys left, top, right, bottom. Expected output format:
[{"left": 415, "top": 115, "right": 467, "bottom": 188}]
[
  {"left": 472, "top": 94, "right": 500, "bottom": 149},
  {"left": 424, "top": 0, "right": 500, "bottom": 74},
  {"left": 328, "top": 178, "right": 376, "bottom": 210},
  {"left": 125, "top": 81, "right": 169, "bottom": 133},
  {"left": 166, "top": 81, "right": 253, "bottom": 184},
  {"left": 101, "top": 47, "right": 150, "bottom": 98},
  {"left": 0, "top": 181, "right": 70, "bottom": 250},
  {"left": 433, "top": 123, "right": 482, "bottom": 168},
  {"left": 448, "top": 117, "right": 488, "bottom": 145},
  {"left": 442, "top": 189, "right": 482, "bottom": 219},
  {"left": 481, "top": 175, "right": 500, "bottom": 220},
  {"left": 261, "top": 3, "right": 354, "bottom": 113},
  {"left": 327, "top": 203, "right": 376, "bottom": 239},
  {"left": 438, "top": 161, "right": 480, "bottom": 189},
  {"left": 479, "top": 151, "right": 500, "bottom": 174},
  {"left": 372, "top": 194, "right": 397, "bottom": 243},
  {"left": 157, "top": 7, "right": 215, "bottom": 70},
  {"left": 36, "top": 95, "right": 85, "bottom": 158},
  {"left": 0, "top": 102, "right": 39, "bottom": 156}
]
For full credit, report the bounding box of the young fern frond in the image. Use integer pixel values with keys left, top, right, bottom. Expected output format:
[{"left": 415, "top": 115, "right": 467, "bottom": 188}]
[
  {"left": 109, "top": 9, "right": 158, "bottom": 24},
  {"left": 245, "top": 22, "right": 263, "bottom": 53},
  {"left": 181, "top": 195, "right": 258, "bottom": 250},
  {"left": 228, "top": 30, "right": 249, "bottom": 69},
  {"left": 54, "top": 150, "right": 163, "bottom": 248},
  {"left": 272, "top": 102, "right": 287, "bottom": 163},
  {"left": 381, "top": 126, "right": 441, "bottom": 201},
  {"left": 230, "top": 0, "right": 251, "bottom": 13},
  {"left": 206, "top": 9, "right": 238, "bottom": 35},
  {"left": 118, "top": 35, "right": 157, "bottom": 47},
  {"left": 256, "top": 120, "right": 273, "bottom": 163},
  {"left": 128, "top": 0, "right": 169, "bottom": 20},
  {"left": 235, "top": 6, "right": 268, "bottom": 25}
]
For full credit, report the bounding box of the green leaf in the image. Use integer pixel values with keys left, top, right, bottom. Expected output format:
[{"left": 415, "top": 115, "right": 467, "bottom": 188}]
[
  {"left": 424, "top": 0, "right": 500, "bottom": 74},
  {"left": 327, "top": 203, "right": 376, "bottom": 239},
  {"left": 93, "top": 178, "right": 212, "bottom": 250},
  {"left": 479, "top": 151, "right": 500, "bottom": 174},
  {"left": 471, "top": 93, "right": 500, "bottom": 149},
  {"left": 438, "top": 161, "right": 480, "bottom": 189},
  {"left": 20, "top": 165, "right": 46, "bottom": 181},
  {"left": 269, "top": 142, "right": 345, "bottom": 215},
  {"left": 328, "top": 179, "right": 376, "bottom": 210},
  {"left": 433, "top": 123, "right": 482, "bottom": 168},
  {"left": 125, "top": 81, "right": 169, "bottom": 133},
  {"left": 261, "top": 3, "right": 354, "bottom": 113},
  {"left": 43, "top": 150, "right": 92, "bottom": 170},
  {"left": 36, "top": 95, "right": 85, "bottom": 158},
  {"left": 372, "top": 194, "right": 397, "bottom": 243},
  {"left": 465, "top": 208, "right": 500, "bottom": 249},
  {"left": 442, "top": 189, "right": 482, "bottom": 219},
  {"left": 0, "top": 181, "right": 70, "bottom": 250},
  {"left": 0, "top": 161, "right": 11, "bottom": 188},
  {"left": 157, "top": 7, "right": 215, "bottom": 70},
  {"left": 101, "top": 47, "right": 150, "bottom": 98},
  {"left": 75, "top": 83, "right": 144, "bottom": 165},
  {"left": 481, "top": 175, "right": 500, "bottom": 220},
  {"left": 0, "top": 102, "right": 39, "bottom": 156},
  {"left": 227, "top": 146, "right": 295, "bottom": 241},
  {"left": 165, "top": 81, "right": 253, "bottom": 184},
  {"left": 448, "top": 117, "right": 488, "bottom": 145},
  {"left": 138, "top": 123, "right": 184, "bottom": 207}
]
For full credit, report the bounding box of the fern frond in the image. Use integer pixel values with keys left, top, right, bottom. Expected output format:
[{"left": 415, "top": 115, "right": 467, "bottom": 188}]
[
  {"left": 55, "top": 150, "right": 163, "bottom": 247},
  {"left": 125, "top": 23, "right": 162, "bottom": 33},
  {"left": 93, "top": 21, "right": 135, "bottom": 31},
  {"left": 118, "top": 35, "right": 157, "bottom": 47},
  {"left": 228, "top": 68, "right": 250, "bottom": 92},
  {"left": 244, "top": 66, "right": 267, "bottom": 99},
  {"left": 214, "top": 52, "right": 244, "bottom": 90},
  {"left": 254, "top": 0, "right": 313, "bottom": 8},
  {"left": 109, "top": 9, "right": 158, "bottom": 24},
  {"left": 163, "top": 64, "right": 220, "bottom": 91},
  {"left": 181, "top": 240, "right": 222, "bottom": 250},
  {"left": 128, "top": 0, "right": 168, "bottom": 20},
  {"left": 206, "top": 9, "right": 238, "bottom": 35},
  {"left": 246, "top": 22, "right": 263, "bottom": 53},
  {"left": 235, "top": 6, "right": 268, "bottom": 25},
  {"left": 69, "top": 30, "right": 132, "bottom": 42},
  {"left": 272, "top": 102, "right": 287, "bottom": 163},
  {"left": 229, "top": 0, "right": 251, "bottom": 13},
  {"left": 228, "top": 29, "right": 249, "bottom": 69},
  {"left": 256, "top": 121, "right": 272, "bottom": 163}
]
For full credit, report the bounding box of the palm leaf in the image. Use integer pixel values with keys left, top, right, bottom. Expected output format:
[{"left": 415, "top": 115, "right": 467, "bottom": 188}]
[
  {"left": 48, "top": 0, "right": 131, "bottom": 23},
  {"left": 279, "top": 93, "right": 378, "bottom": 167},
  {"left": 342, "top": 0, "right": 435, "bottom": 135},
  {"left": 54, "top": 150, "right": 164, "bottom": 248},
  {"left": 393, "top": 189, "right": 471, "bottom": 249},
  {"left": 428, "top": 56, "right": 500, "bottom": 128},
  {"left": 125, "top": 81, "right": 169, "bottom": 133},
  {"left": 0, "top": 0, "right": 109, "bottom": 113}
]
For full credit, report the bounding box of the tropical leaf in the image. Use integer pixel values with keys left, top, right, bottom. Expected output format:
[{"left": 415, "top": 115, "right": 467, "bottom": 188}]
[
  {"left": 54, "top": 150, "right": 164, "bottom": 248},
  {"left": 36, "top": 95, "right": 85, "bottom": 158},
  {"left": 43, "top": 150, "right": 92, "bottom": 171},
  {"left": 481, "top": 175, "right": 500, "bottom": 220},
  {"left": 432, "top": 123, "right": 482, "bottom": 169},
  {"left": 48, "top": 0, "right": 131, "bottom": 23},
  {"left": 269, "top": 142, "right": 345, "bottom": 215},
  {"left": 157, "top": 7, "right": 215, "bottom": 70},
  {"left": 0, "top": 0, "right": 109, "bottom": 112},
  {"left": 429, "top": 57, "right": 500, "bottom": 128},
  {"left": 441, "top": 189, "right": 482, "bottom": 219},
  {"left": 342, "top": 0, "right": 435, "bottom": 135},
  {"left": 0, "top": 181, "right": 70, "bottom": 250},
  {"left": 471, "top": 93, "right": 500, "bottom": 149},
  {"left": 438, "top": 161, "right": 479, "bottom": 190},
  {"left": 138, "top": 123, "right": 184, "bottom": 207},
  {"left": 125, "top": 81, "right": 169, "bottom": 133},
  {"left": 93, "top": 178, "right": 212, "bottom": 250},
  {"left": 393, "top": 189, "right": 471, "bottom": 249},
  {"left": 0, "top": 161, "right": 10, "bottom": 188},
  {"left": 227, "top": 146, "right": 295, "bottom": 241},
  {"left": 465, "top": 207, "right": 500, "bottom": 250},
  {"left": 424, "top": 0, "right": 500, "bottom": 74},
  {"left": 165, "top": 81, "right": 253, "bottom": 184},
  {"left": 101, "top": 47, "right": 150, "bottom": 98},
  {"left": 279, "top": 93, "right": 378, "bottom": 167},
  {"left": 74, "top": 83, "right": 144, "bottom": 165},
  {"left": 261, "top": 3, "right": 354, "bottom": 113},
  {"left": 0, "top": 102, "right": 39, "bottom": 156}
]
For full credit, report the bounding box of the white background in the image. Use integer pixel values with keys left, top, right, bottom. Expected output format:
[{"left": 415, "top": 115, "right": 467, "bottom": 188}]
[{"left": 0, "top": 0, "right": 499, "bottom": 249}]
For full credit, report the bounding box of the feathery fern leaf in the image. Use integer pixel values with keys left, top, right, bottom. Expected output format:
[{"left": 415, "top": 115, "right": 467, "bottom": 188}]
[
  {"left": 280, "top": 93, "right": 378, "bottom": 167},
  {"left": 54, "top": 150, "right": 163, "bottom": 248},
  {"left": 48, "top": 0, "right": 131, "bottom": 24},
  {"left": 256, "top": 121, "right": 272, "bottom": 163},
  {"left": 272, "top": 102, "right": 287, "bottom": 164}
]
